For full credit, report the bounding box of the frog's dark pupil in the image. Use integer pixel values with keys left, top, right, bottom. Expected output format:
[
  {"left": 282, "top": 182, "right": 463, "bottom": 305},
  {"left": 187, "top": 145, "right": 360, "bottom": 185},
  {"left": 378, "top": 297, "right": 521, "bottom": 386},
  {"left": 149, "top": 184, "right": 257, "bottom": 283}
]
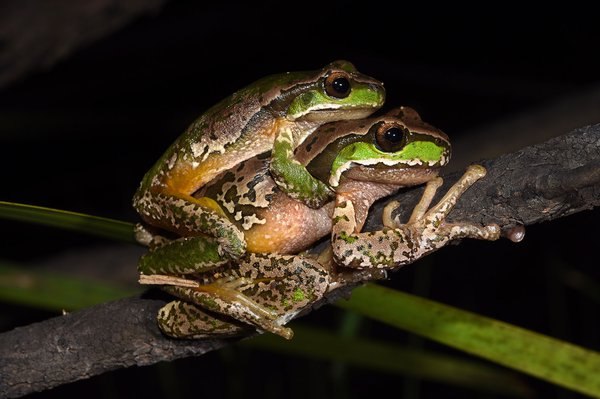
[
  {"left": 384, "top": 127, "right": 403, "bottom": 143},
  {"left": 332, "top": 77, "right": 350, "bottom": 94}
]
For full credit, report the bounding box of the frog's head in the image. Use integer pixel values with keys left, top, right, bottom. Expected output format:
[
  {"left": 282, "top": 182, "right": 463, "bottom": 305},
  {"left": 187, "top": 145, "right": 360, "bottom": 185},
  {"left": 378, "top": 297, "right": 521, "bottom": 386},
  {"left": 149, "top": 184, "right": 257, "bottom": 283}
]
[
  {"left": 303, "top": 107, "right": 451, "bottom": 188},
  {"left": 285, "top": 60, "right": 385, "bottom": 122}
]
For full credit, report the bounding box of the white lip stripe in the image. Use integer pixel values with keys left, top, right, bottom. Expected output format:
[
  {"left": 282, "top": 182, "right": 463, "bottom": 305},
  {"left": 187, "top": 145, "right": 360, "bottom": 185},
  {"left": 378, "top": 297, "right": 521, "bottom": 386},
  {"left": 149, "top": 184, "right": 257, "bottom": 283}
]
[{"left": 292, "top": 103, "right": 343, "bottom": 119}]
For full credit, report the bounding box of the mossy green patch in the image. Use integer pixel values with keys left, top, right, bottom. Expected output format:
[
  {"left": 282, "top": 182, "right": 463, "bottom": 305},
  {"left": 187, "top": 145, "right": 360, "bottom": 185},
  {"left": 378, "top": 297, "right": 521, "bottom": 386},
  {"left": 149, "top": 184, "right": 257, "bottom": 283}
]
[
  {"left": 338, "top": 231, "right": 358, "bottom": 244},
  {"left": 293, "top": 288, "right": 306, "bottom": 302}
]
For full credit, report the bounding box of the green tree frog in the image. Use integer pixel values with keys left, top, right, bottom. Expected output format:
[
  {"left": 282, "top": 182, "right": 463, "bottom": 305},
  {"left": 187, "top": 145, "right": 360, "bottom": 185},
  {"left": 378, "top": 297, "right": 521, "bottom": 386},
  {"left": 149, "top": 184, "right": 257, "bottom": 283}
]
[
  {"left": 136, "top": 106, "right": 501, "bottom": 339},
  {"left": 133, "top": 60, "right": 385, "bottom": 255}
]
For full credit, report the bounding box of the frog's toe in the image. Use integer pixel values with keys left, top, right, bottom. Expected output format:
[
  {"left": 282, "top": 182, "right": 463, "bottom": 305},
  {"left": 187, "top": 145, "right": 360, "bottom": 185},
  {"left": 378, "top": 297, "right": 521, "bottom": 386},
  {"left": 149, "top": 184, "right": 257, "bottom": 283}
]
[
  {"left": 256, "top": 321, "right": 294, "bottom": 340},
  {"left": 439, "top": 222, "right": 501, "bottom": 241}
]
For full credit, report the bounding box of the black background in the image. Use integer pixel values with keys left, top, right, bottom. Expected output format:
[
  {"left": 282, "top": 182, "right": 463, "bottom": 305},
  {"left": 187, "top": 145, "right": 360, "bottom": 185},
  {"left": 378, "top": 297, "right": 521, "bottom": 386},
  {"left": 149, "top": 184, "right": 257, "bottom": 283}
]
[{"left": 2, "top": 2, "right": 600, "bottom": 398}]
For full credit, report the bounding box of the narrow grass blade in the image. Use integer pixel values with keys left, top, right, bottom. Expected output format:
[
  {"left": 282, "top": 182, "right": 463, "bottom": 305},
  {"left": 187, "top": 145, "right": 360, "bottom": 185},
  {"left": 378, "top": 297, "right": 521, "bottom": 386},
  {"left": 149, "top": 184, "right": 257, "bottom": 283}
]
[
  {"left": 0, "top": 201, "right": 136, "bottom": 243},
  {"left": 245, "top": 324, "right": 532, "bottom": 397},
  {"left": 337, "top": 284, "right": 600, "bottom": 397},
  {"left": 0, "top": 262, "right": 142, "bottom": 311}
]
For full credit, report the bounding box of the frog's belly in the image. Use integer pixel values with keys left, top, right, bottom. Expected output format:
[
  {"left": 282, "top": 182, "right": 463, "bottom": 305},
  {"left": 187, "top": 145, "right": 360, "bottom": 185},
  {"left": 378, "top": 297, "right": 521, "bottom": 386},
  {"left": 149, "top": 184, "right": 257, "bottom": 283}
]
[{"left": 240, "top": 193, "right": 334, "bottom": 254}]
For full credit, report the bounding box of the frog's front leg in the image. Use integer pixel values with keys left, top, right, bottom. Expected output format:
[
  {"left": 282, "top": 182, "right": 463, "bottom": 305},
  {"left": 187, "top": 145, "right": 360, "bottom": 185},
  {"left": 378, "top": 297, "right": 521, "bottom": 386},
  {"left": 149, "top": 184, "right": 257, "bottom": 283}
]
[
  {"left": 156, "top": 253, "right": 330, "bottom": 339},
  {"left": 332, "top": 165, "right": 501, "bottom": 269},
  {"left": 270, "top": 123, "right": 334, "bottom": 209}
]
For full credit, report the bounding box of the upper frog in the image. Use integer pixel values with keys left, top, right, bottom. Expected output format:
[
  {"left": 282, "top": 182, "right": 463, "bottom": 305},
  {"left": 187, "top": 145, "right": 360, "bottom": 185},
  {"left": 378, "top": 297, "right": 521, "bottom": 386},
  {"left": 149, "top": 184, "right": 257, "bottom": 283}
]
[{"left": 133, "top": 61, "right": 385, "bottom": 235}]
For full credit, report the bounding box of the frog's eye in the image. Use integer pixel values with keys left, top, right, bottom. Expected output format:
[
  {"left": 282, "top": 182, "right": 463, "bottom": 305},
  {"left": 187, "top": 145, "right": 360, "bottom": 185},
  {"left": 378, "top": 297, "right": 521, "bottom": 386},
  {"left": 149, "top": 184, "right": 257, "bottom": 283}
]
[
  {"left": 324, "top": 71, "right": 351, "bottom": 99},
  {"left": 375, "top": 123, "right": 408, "bottom": 152}
]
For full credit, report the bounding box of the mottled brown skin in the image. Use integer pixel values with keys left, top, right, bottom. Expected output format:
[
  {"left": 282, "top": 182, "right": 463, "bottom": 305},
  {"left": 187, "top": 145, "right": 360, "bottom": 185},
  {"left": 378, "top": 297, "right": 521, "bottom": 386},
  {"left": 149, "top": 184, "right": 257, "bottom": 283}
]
[
  {"left": 143, "top": 106, "right": 499, "bottom": 339},
  {"left": 201, "top": 107, "right": 450, "bottom": 254},
  {"left": 159, "top": 253, "right": 330, "bottom": 339},
  {"left": 133, "top": 62, "right": 386, "bottom": 339},
  {"left": 156, "top": 110, "right": 437, "bottom": 339},
  {"left": 133, "top": 61, "right": 384, "bottom": 241}
]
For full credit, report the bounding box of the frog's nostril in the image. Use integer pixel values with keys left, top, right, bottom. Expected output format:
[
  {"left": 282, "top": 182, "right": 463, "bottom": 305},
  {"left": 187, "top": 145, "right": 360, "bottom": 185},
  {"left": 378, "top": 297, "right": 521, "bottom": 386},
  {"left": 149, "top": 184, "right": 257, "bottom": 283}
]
[{"left": 370, "top": 83, "right": 386, "bottom": 102}]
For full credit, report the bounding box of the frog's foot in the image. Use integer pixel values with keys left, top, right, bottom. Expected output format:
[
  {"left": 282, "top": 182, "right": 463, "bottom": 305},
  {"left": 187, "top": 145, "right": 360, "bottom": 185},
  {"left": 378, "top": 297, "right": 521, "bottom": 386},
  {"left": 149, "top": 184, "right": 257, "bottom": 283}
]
[
  {"left": 333, "top": 165, "right": 500, "bottom": 269},
  {"left": 407, "top": 165, "right": 501, "bottom": 239},
  {"left": 399, "top": 164, "right": 501, "bottom": 255},
  {"left": 133, "top": 223, "right": 171, "bottom": 248},
  {"left": 157, "top": 300, "right": 250, "bottom": 339}
]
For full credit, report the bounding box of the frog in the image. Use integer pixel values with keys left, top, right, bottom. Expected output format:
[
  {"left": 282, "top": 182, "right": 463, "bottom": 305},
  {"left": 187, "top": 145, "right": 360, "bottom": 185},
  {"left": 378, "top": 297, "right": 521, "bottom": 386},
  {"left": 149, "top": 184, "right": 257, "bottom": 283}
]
[
  {"left": 137, "top": 106, "right": 501, "bottom": 340},
  {"left": 133, "top": 60, "right": 385, "bottom": 243}
]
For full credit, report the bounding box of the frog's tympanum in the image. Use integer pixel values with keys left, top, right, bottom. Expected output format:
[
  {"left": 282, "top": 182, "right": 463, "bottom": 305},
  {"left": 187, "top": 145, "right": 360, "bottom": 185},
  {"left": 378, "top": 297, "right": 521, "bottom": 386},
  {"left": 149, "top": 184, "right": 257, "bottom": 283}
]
[{"left": 134, "top": 63, "right": 500, "bottom": 340}]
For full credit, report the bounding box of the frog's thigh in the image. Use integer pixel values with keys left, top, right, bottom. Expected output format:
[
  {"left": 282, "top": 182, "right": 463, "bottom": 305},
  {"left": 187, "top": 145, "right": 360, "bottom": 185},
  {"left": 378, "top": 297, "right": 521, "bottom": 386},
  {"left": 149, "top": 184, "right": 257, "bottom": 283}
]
[
  {"left": 136, "top": 191, "right": 246, "bottom": 259},
  {"left": 158, "top": 300, "right": 249, "bottom": 338},
  {"left": 235, "top": 253, "right": 330, "bottom": 319},
  {"left": 138, "top": 235, "right": 227, "bottom": 275}
]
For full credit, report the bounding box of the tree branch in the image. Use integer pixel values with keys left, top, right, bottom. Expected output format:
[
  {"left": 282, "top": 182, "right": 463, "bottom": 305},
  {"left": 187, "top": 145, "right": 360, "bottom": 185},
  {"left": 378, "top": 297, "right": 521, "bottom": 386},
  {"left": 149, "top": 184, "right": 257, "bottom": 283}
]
[{"left": 2, "top": 124, "right": 600, "bottom": 398}]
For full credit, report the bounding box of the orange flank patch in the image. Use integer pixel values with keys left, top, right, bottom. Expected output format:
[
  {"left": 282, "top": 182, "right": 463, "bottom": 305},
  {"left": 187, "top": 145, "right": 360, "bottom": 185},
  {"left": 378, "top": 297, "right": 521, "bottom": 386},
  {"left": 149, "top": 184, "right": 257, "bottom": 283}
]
[
  {"left": 163, "top": 117, "right": 285, "bottom": 197},
  {"left": 159, "top": 182, "right": 227, "bottom": 217},
  {"left": 163, "top": 156, "right": 225, "bottom": 197}
]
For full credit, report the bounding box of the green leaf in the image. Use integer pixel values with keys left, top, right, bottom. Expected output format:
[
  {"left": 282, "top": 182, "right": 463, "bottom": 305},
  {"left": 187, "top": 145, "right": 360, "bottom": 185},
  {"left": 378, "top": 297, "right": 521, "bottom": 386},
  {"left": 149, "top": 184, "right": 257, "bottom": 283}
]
[
  {"left": 0, "top": 201, "right": 136, "bottom": 243},
  {"left": 0, "top": 262, "right": 142, "bottom": 311},
  {"left": 337, "top": 284, "right": 600, "bottom": 398},
  {"left": 245, "top": 324, "right": 532, "bottom": 397}
]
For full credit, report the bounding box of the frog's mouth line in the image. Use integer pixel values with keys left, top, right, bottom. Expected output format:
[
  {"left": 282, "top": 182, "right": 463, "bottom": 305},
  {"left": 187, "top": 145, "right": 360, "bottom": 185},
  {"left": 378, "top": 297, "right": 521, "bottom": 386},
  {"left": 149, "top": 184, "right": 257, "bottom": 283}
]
[{"left": 298, "top": 106, "right": 378, "bottom": 123}]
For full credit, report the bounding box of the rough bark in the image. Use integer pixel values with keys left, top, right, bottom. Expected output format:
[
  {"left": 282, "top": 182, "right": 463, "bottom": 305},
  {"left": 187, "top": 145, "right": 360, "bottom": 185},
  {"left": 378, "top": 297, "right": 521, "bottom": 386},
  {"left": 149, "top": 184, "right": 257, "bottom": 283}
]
[{"left": 2, "top": 124, "right": 600, "bottom": 398}]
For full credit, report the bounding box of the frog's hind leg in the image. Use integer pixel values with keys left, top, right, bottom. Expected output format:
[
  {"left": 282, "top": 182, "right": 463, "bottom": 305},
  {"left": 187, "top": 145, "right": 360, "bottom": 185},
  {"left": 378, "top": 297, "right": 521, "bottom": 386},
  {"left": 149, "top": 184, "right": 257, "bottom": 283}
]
[
  {"left": 133, "top": 190, "right": 246, "bottom": 259},
  {"left": 160, "top": 253, "right": 330, "bottom": 339},
  {"left": 138, "top": 235, "right": 228, "bottom": 275}
]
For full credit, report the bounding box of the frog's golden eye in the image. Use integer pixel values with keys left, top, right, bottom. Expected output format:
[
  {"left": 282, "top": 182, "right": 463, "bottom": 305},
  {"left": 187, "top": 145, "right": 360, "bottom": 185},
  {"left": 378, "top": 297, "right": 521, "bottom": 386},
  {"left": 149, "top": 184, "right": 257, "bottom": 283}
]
[
  {"left": 324, "top": 71, "right": 351, "bottom": 99},
  {"left": 375, "top": 122, "right": 408, "bottom": 152}
]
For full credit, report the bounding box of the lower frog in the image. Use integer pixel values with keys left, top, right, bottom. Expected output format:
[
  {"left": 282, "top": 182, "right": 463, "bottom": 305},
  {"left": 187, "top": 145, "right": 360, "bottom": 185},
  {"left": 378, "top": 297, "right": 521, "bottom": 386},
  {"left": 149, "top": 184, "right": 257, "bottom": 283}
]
[{"left": 138, "top": 107, "right": 501, "bottom": 339}]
